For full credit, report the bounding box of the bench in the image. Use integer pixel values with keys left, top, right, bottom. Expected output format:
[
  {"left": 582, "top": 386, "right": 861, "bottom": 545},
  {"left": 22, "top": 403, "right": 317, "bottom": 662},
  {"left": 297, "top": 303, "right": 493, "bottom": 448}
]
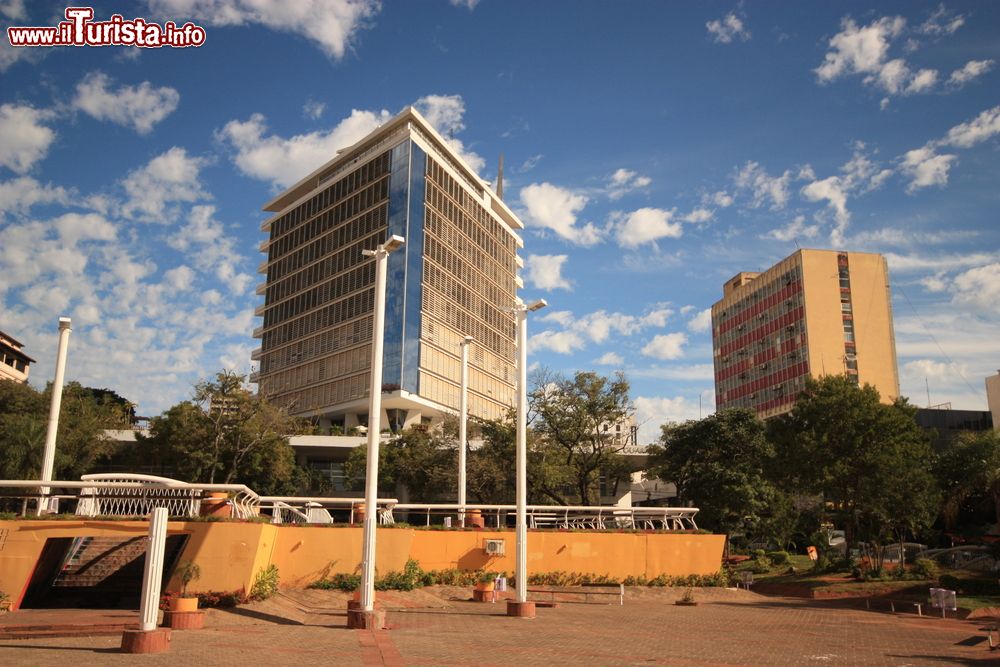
[
  {"left": 865, "top": 598, "right": 924, "bottom": 616},
  {"left": 527, "top": 583, "right": 624, "bottom": 605}
]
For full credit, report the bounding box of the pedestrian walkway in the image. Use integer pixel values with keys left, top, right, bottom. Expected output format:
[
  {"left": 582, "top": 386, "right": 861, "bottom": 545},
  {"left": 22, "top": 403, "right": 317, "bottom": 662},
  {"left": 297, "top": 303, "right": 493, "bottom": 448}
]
[{"left": 1, "top": 587, "right": 996, "bottom": 665}]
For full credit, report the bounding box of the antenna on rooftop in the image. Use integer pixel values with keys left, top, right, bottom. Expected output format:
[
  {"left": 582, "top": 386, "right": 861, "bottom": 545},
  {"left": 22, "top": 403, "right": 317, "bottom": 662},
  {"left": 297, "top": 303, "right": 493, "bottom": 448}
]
[{"left": 496, "top": 153, "right": 504, "bottom": 201}]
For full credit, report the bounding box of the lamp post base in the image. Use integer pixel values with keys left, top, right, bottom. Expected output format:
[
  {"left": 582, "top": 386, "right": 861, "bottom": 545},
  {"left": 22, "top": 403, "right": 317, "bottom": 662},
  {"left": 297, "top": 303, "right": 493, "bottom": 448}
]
[
  {"left": 506, "top": 600, "right": 536, "bottom": 618},
  {"left": 121, "top": 628, "right": 171, "bottom": 653},
  {"left": 347, "top": 609, "right": 386, "bottom": 629}
]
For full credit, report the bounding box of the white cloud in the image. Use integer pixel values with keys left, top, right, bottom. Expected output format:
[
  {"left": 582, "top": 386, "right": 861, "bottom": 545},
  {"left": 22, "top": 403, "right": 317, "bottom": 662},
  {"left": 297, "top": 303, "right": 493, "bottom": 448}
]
[
  {"left": 0, "top": 176, "right": 71, "bottom": 220},
  {"left": 947, "top": 60, "right": 994, "bottom": 87},
  {"left": 900, "top": 146, "right": 957, "bottom": 192},
  {"left": 519, "top": 182, "right": 602, "bottom": 246},
  {"left": 595, "top": 352, "right": 624, "bottom": 366},
  {"left": 641, "top": 332, "right": 688, "bottom": 360},
  {"left": 916, "top": 4, "right": 965, "bottom": 36},
  {"left": 413, "top": 94, "right": 484, "bottom": 173},
  {"left": 687, "top": 308, "right": 712, "bottom": 333},
  {"left": 952, "top": 263, "right": 1000, "bottom": 314},
  {"left": 73, "top": 72, "right": 180, "bottom": 134},
  {"left": 902, "top": 358, "right": 967, "bottom": 383},
  {"left": 681, "top": 207, "right": 713, "bottom": 224},
  {"left": 801, "top": 176, "right": 849, "bottom": 244},
  {"left": 711, "top": 191, "right": 733, "bottom": 207},
  {"left": 0, "top": 103, "right": 55, "bottom": 174},
  {"left": 733, "top": 161, "right": 793, "bottom": 209},
  {"left": 449, "top": 0, "right": 479, "bottom": 9},
  {"left": 517, "top": 154, "right": 543, "bottom": 173},
  {"left": 607, "top": 168, "right": 652, "bottom": 200},
  {"left": 168, "top": 204, "right": 253, "bottom": 294},
  {"left": 533, "top": 306, "right": 673, "bottom": 356},
  {"left": 525, "top": 254, "right": 571, "bottom": 291},
  {"left": 147, "top": 0, "right": 380, "bottom": 59},
  {"left": 121, "top": 147, "right": 210, "bottom": 221},
  {"left": 634, "top": 395, "right": 708, "bottom": 444},
  {"left": 164, "top": 265, "right": 195, "bottom": 291},
  {"left": 529, "top": 329, "right": 585, "bottom": 355},
  {"left": 614, "top": 207, "right": 682, "bottom": 248},
  {"left": 303, "top": 99, "right": 326, "bottom": 120},
  {"left": 0, "top": 0, "right": 26, "bottom": 19},
  {"left": 53, "top": 212, "right": 116, "bottom": 245},
  {"left": 814, "top": 16, "right": 940, "bottom": 99},
  {"left": 217, "top": 108, "right": 390, "bottom": 188},
  {"left": 764, "top": 215, "right": 820, "bottom": 242},
  {"left": 884, "top": 251, "right": 1000, "bottom": 273},
  {"left": 706, "top": 11, "right": 750, "bottom": 44},
  {"left": 940, "top": 105, "right": 1000, "bottom": 149},
  {"left": 898, "top": 105, "right": 1000, "bottom": 192}
]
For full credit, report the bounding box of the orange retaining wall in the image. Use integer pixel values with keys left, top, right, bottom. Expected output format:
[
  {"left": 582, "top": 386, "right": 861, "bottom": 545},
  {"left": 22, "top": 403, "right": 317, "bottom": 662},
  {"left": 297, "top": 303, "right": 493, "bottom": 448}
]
[{"left": 0, "top": 520, "right": 724, "bottom": 608}]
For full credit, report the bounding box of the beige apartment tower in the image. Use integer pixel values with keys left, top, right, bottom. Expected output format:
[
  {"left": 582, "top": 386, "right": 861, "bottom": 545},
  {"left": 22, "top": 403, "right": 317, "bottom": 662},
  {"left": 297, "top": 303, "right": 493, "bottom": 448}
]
[
  {"left": 251, "top": 108, "right": 524, "bottom": 430},
  {"left": 711, "top": 249, "right": 900, "bottom": 419}
]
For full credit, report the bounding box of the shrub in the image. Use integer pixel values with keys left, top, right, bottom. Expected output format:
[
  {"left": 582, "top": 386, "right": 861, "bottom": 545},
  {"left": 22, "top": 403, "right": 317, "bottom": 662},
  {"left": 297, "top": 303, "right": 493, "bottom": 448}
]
[
  {"left": 912, "top": 558, "right": 939, "bottom": 581},
  {"left": 160, "top": 589, "right": 246, "bottom": 610},
  {"left": 766, "top": 551, "right": 791, "bottom": 567},
  {"left": 250, "top": 564, "right": 280, "bottom": 600}
]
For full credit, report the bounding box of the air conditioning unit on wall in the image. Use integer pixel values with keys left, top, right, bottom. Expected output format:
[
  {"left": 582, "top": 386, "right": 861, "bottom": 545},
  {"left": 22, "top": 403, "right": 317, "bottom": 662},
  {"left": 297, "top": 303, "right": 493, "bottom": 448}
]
[{"left": 484, "top": 539, "right": 505, "bottom": 555}]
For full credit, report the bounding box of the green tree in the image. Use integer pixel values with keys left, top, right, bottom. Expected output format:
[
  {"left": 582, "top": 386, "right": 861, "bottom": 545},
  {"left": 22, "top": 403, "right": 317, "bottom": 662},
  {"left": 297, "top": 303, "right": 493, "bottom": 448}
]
[
  {"left": 529, "top": 370, "right": 635, "bottom": 505},
  {"left": 648, "top": 408, "right": 781, "bottom": 536},
  {"left": 466, "top": 412, "right": 574, "bottom": 505},
  {"left": 344, "top": 426, "right": 458, "bottom": 500},
  {"left": 769, "top": 376, "right": 940, "bottom": 558},
  {"left": 137, "top": 371, "right": 306, "bottom": 494},
  {"left": 0, "top": 379, "right": 130, "bottom": 480},
  {"left": 937, "top": 430, "right": 1000, "bottom": 530}
]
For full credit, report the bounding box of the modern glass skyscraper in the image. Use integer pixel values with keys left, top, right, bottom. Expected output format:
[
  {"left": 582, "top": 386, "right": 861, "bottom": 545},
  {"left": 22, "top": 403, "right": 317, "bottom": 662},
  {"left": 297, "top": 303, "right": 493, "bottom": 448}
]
[{"left": 251, "top": 108, "right": 523, "bottom": 431}]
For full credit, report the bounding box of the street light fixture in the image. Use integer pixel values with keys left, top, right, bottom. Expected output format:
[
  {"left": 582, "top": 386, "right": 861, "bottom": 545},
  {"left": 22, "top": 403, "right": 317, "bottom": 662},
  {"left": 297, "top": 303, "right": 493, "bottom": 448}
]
[
  {"left": 356, "top": 234, "right": 404, "bottom": 629},
  {"left": 458, "top": 335, "right": 474, "bottom": 527},
  {"left": 508, "top": 297, "right": 546, "bottom": 618}
]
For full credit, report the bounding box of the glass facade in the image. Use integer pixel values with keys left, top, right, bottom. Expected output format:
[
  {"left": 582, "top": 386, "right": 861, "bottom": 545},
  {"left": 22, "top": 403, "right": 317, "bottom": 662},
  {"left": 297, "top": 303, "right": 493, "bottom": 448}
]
[{"left": 254, "top": 115, "right": 520, "bottom": 424}]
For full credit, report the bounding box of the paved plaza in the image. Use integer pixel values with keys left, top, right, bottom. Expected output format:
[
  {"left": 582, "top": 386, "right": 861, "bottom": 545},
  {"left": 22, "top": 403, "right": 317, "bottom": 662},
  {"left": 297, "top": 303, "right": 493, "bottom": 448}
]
[{"left": 1, "top": 587, "right": 997, "bottom": 665}]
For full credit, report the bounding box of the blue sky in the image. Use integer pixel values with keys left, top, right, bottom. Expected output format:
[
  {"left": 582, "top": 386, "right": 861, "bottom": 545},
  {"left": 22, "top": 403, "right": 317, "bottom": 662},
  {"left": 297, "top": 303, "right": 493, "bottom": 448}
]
[{"left": 1, "top": 1, "right": 998, "bottom": 443}]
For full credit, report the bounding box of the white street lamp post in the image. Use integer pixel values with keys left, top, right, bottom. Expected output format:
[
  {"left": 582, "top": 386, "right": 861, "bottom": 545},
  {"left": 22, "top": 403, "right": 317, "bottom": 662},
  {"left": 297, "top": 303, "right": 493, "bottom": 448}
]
[
  {"left": 510, "top": 298, "right": 546, "bottom": 616},
  {"left": 358, "top": 235, "right": 404, "bottom": 622},
  {"left": 38, "top": 316, "right": 72, "bottom": 515},
  {"left": 458, "top": 335, "right": 473, "bottom": 527}
]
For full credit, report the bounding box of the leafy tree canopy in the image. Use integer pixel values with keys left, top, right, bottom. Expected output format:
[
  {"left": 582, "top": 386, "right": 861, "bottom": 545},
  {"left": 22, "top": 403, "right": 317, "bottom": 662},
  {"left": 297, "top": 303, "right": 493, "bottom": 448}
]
[
  {"left": 768, "top": 375, "right": 939, "bottom": 549},
  {"left": 135, "top": 370, "right": 308, "bottom": 494},
  {"left": 0, "top": 379, "right": 131, "bottom": 480},
  {"left": 648, "top": 408, "right": 781, "bottom": 536},
  {"left": 529, "top": 370, "right": 635, "bottom": 505}
]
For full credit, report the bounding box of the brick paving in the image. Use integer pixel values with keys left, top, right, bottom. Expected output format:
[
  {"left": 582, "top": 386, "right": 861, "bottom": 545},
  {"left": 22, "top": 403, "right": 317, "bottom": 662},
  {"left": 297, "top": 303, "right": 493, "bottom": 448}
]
[{"left": 0, "top": 588, "right": 996, "bottom": 666}]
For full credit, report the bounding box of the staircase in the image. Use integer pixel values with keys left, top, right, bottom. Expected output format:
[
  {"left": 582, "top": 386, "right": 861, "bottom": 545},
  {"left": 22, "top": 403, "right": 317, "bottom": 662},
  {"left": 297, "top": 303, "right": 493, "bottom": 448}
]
[
  {"left": 22, "top": 534, "right": 188, "bottom": 608},
  {"left": 52, "top": 536, "right": 150, "bottom": 589}
]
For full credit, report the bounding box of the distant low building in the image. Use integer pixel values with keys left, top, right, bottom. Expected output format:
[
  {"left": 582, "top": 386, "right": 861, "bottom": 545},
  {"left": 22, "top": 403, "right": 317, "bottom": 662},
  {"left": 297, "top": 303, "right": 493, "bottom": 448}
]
[
  {"left": 987, "top": 370, "right": 1000, "bottom": 432},
  {"left": 0, "top": 329, "right": 34, "bottom": 383},
  {"left": 914, "top": 406, "right": 993, "bottom": 450}
]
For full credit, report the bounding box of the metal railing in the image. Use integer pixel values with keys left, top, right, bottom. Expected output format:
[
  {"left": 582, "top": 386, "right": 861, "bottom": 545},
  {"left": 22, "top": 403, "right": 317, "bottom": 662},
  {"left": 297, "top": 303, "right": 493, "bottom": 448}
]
[
  {"left": 0, "top": 475, "right": 260, "bottom": 520},
  {"left": 0, "top": 478, "right": 698, "bottom": 531}
]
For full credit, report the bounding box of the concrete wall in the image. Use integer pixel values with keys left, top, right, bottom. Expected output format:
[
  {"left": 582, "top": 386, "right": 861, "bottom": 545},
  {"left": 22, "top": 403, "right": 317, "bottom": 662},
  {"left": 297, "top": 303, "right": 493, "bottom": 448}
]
[{"left": 0, "top": 520, "right": 725, "bottom": 609}]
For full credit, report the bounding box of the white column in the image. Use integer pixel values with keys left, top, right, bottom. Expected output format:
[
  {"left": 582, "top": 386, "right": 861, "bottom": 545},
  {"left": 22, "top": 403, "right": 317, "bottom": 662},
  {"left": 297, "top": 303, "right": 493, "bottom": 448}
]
[
  {"left": 359, "top": 235, "right": 404, "bottom": 613},
  {"left": 458, "top": 336, "right": 473, "bottom": 527},
  {"left": 38, "top": 316, "right": 71, "bottom": 514},
  {"left": 515, "top": 306, "right": 528, "bottom": 602},
  {"left": 139, "top": 507, "right": 168, "bottom": 632},
  {"left": 514, "top": 299, "right": 544, "bottom": 603}
]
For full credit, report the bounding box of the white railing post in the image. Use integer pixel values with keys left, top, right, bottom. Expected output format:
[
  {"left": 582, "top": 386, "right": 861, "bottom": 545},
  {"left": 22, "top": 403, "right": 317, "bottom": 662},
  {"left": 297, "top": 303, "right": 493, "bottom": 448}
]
[{"left": 139, "top": 507, "right": 168, "bottom": 632}]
